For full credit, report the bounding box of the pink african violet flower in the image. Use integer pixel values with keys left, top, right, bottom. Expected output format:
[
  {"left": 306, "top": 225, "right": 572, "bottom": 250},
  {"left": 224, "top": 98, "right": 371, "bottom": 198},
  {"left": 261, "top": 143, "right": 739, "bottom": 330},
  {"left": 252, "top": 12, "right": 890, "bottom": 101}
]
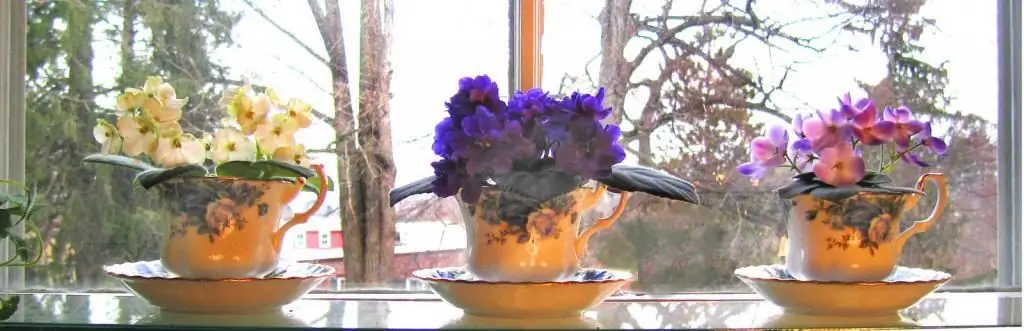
[
  {"left": 802, "top": 109, "right": 852, "bottom": 150},
  {"left": 736, "top": 123, "right": 789, "bottom": 179},
  {"left": 882, "top": 106, "right": 925, "bottom": 147},
  {"left": 813, "top": 142, "right": 866, "bottom": 187},
  {"left": 850, "top": 99, "right": 896, "bottom": 145},
  {"left": 734, "top": 92, "right": 950, "bottom": 186}
]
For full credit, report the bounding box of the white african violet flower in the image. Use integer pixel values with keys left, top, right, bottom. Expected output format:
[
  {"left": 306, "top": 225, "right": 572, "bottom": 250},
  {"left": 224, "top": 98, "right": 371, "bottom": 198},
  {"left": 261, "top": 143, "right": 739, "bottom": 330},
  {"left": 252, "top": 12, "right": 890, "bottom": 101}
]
[
  {"left": 272, "top": 143, "right": 311, "bottom": 167},
  {"left": 92, "top": 119, "right": 123, "bottom": 155},
  {"left": 254, "top": 113, "right": 297, "bottom": 153},
  {"left": 153, "top": 133, "right": 206, "bottom": 168},
  {"left": 116, "top": 116, "right": 159, "bottom": 156},
  {"left": 211, "top": 128, "right": 257, "bottom": 164}
]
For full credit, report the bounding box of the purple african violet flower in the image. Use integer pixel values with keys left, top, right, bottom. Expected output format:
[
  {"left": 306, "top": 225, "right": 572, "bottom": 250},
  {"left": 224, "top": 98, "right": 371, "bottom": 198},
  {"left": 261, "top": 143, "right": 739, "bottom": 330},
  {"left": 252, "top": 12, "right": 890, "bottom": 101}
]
[
  {"left": 430, "top": 74, "right": 627, "bottom": 202},
  {"left": 736, "top": 154, "right": 769, "bottom": 179},
  {"left": 850, "top": 100, "right": 896, "bottom": 145},
  {"left": 789, "top": 139, "right": 815, "bottom": 172},
  {"left": 460, "top": 111, "right": 535, "bottom": 175},
  {"left": 915, "top": 121, "right": 948, "bottom": 156},
  {"left": 735, "top": 92, "right": 950, "bottom": 187},
  {"left": 900, "top": 121, "right": 948, "bottom": 167},
  {"left": 882, "top": 106, "right": 925, "bottom": 147},
  {"left": 802, "top": 109, "right": 852, "bottom": 150},
  {"left": 555, "top": 122, "right": 626, "bottom": 179},
  {"left": 792, "top": 113, "right": 808, "bottom": 138},
  {"left": 431, "top": 158, "right": 477, "bottom": 201},
  {"left": 735, "top": 124, "right": 790, "bottom": 179},
  {"left": 813, "top": 142, "right": 866, "bottom": 187},
  {"left": 751, "top": 124, "right": 789, "bottom": 167}
]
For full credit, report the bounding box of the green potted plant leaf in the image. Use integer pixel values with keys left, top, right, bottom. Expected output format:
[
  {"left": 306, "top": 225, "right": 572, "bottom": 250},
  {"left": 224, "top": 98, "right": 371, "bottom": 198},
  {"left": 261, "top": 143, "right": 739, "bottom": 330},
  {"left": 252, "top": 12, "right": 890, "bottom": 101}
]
[{"left": 0, "top": 179, "right": 45, "bottom": 321}]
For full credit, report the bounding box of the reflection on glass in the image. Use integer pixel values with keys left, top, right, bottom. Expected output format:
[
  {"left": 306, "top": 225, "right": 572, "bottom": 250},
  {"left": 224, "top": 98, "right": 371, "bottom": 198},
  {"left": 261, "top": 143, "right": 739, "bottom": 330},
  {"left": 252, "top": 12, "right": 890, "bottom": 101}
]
[{"left": 1, "top": 293, "right": 1018, "bottom": 328}]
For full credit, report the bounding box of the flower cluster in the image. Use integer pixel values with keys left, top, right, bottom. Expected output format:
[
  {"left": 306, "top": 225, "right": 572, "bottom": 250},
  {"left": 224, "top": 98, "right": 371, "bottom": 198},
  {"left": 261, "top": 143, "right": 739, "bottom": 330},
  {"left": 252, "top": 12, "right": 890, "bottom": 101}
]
[
  {"left": 430, "top": 75, "right": 626, "bottom": 203},
  {"left": 736, "top": 93, "right": 948, "bottom": 187},
  {"left": 93, "top": 77, "right": 315, "bottom": 168}
]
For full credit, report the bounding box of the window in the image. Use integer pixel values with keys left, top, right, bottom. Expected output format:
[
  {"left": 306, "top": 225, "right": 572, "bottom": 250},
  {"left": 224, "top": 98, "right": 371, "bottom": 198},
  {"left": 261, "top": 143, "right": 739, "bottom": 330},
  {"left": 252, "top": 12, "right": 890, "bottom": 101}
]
[
  {"left": 319, "top": 232, "right": 330, "bottom": 249},
  {"left": 1, "top": 0, "right": 1019, "bottom": 300}
]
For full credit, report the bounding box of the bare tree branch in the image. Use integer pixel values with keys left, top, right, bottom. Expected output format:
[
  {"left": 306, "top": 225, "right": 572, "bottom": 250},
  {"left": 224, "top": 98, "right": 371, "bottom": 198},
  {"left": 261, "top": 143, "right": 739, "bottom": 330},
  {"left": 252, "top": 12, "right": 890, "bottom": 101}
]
[{"left": 240, "top": 0, "right": 331, "bottom": 67}]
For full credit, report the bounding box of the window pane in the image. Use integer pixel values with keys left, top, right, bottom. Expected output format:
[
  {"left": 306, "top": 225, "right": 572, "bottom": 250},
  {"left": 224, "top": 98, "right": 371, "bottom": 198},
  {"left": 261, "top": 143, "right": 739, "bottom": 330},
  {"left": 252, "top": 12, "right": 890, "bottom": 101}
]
[
  {"left": 542, "top": 0, "right": 999, "bottom": 292},
  {"left": 23, "top": 0, "right": 508, "bottom": 289}
]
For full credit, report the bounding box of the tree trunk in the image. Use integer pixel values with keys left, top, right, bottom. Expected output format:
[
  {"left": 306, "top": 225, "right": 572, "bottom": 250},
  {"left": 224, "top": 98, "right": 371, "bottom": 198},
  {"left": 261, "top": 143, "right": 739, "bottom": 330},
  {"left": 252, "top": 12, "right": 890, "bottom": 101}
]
[
  {"left": 307, "top": 0, "right": 365, "bottom": 282},
  {"left": 308, "top": 0, "right": 396, "bottom": 284},
  {"left": 62, "top": 0, "right": 101, "bottom": 286},
  {"left": 597, "top": 0, "right": 633, "bottom": 126},
  {"left": 356, "top": 0, "right": 397, "bottom": 284}
]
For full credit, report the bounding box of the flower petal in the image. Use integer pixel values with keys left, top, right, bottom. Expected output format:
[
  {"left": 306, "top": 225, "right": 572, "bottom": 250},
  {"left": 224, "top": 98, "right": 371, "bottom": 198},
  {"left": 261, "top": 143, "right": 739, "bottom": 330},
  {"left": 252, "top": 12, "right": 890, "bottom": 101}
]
[
  {"left": 925, "top": 137, "right": 948, "bottom": 156},
  {"left": 825, "top": 108, "right": 846, "bottom": 124},
  {"left": 852, "top": 104, "right": 878, "bottom": 127},
  {"left": 792, "top": 113, "right": 806, "bottom": 137},
  {"left": 817, "top": 145, "right": 840, "bottom": 165},
  {"left": 839, "top": 155, "right": 867, "bottom": 185},
  {"left": 871, "top": 121, "right": 896, "bottom": 136},
  {"left": 801, "top": 118, "right": 827, "bottom": 140},
  {"left": 768, "top": 124, "right": 789, "bottom": 147},
  {"left": 893, "top": 106, "right": 914, "bottom": 122},
  {"left": 902, "top": 119, "right": 925, "bottom": 135},
  {"left": 791, "top": 138, "right": 812, "bottom": 152},
  {"left": 737, "top": 161, "right": 763, "bottom": 177},
  {"left": 750, "top": 137, "right": 776, "bottom": 162},
  {"left": 813, "top": 161, "right": 837, "bottom": 186}
]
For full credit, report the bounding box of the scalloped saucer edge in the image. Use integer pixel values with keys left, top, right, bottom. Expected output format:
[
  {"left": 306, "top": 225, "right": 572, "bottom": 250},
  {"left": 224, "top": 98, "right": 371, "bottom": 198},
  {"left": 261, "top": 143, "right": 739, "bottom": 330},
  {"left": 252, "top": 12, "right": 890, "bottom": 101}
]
[
  {"left": 105, "top": 260, "right": 335, "bottom": 314},
  {"left": 414, "top": 267, "right": 632, "bottom": 318},
  {"left": 735, "top": 264, "right": 951, "bottom": 317}
]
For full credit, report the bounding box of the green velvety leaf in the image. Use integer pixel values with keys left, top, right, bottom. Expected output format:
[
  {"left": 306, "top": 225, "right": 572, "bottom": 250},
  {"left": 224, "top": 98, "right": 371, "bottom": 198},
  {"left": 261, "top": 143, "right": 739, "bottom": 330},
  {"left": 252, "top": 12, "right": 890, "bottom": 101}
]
[
  {"left": 0, "top": 210, "right": 11, "bottom": 240},
  {"left": 860, "top": 171, "right": 893, "bottom": 185},
  {"left": 775, "top": 179, "right": 820, "bottom": 200},
  {"left": 134, "top": 164, "right": 210, "bottom": 189},
  {"left": 215, "top": 160, "right": 266, "bottom": 179},
  {"left": 0, "top": 296, "right": 19, "bottom": 321},
  {"left": 253, "top": 160, "right": 316, "bottom": 178},
  {"left": 83, "top": 154, "right": 156, "bottom": 172},
  {"left": 808, "top": 185, "right": 862, "bottom": 201},
  {"left": 269, "top": 175, "right": 334, "bottom": 193},
  {"left": 11, "top": 235, "right": 30, "bottom": 262}
]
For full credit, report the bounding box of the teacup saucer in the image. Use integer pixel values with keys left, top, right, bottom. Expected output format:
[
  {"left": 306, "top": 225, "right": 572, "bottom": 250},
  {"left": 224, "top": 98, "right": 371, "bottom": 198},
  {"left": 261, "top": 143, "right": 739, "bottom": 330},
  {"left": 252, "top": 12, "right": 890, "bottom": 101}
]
[
  {"left": 105, "top": 260, "right": 335, "bottom": 314},
  {"left": 735, "top": 264, "right": 951, "bottom": 317},
  {"left": 413, "top": 267, "right": 632, "bottom": 318}
]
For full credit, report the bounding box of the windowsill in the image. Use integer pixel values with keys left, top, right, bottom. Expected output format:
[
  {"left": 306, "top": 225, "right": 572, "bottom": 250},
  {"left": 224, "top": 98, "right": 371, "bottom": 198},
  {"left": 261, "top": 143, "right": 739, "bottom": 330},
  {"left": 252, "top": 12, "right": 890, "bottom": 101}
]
[{"left": 0, "top": 291, "right": 1019, "bottom": 329}]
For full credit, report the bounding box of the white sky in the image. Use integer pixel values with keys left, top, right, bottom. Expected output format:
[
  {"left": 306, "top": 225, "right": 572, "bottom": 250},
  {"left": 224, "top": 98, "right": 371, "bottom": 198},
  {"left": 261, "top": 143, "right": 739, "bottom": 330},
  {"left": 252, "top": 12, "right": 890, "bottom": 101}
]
[{"left": 87, "top": 0, "right": 997, "bottom": 209}]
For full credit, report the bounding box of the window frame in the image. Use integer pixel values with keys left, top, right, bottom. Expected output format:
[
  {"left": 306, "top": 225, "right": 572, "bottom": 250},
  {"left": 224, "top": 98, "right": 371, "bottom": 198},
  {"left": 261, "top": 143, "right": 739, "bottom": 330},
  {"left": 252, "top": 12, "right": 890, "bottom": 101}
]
[
  {"left": 996, "top": 0, "right": 1022, "bottom": 288},
  {"left": 0, "top": 0, "right": 27, "bottom": 291},
  {"left": 0, "top": 0, "right": 1019, "bottom": 290}
]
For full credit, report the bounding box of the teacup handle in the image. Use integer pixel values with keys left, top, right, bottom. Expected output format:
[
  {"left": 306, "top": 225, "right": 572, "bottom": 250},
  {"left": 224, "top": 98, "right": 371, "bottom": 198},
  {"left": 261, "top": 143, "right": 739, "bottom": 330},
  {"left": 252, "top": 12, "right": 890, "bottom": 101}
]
[
  {"left": 893, "top": 173, "right": 948, "bottom": 255},
  {"left": 271, "top": 164, "right": 329, "bottom": 252},
  {"left": 574, "top": 186, "right": 630, "bottom": 260}
]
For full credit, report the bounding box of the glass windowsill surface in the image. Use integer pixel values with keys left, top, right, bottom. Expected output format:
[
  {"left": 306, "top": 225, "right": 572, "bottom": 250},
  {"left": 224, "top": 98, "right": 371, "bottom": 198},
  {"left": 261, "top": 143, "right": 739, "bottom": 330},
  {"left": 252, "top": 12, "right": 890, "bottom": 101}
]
[{"left": 0, "top": 292, "right": 1018, "bottom": 330}]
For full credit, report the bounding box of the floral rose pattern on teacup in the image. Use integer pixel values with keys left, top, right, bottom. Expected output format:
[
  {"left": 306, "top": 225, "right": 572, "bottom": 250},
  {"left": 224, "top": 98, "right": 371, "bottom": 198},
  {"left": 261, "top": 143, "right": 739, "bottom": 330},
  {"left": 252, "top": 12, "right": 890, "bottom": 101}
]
[
  {"left": 468, "top": 188, "right": 578, "bottom": 246},
  {"left": 527, "top": 208, "right": 562, "bottom": 239},
  {"left": 795, "top": 192, "right": 907, "bottom": 255},
  {"left": 158, "top": 179, "right": 269, "bottom": 243}
]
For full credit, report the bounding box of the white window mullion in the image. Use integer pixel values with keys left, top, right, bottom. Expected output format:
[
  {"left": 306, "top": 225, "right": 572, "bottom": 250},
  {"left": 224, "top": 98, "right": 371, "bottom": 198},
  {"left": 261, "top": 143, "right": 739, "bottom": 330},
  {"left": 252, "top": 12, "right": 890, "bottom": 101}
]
[
  {"left": 0, "top": 0, "right": 28, "bottom": 291},
  {"left": 996, "top": 0, "right": 1023, "bottom": 288}
]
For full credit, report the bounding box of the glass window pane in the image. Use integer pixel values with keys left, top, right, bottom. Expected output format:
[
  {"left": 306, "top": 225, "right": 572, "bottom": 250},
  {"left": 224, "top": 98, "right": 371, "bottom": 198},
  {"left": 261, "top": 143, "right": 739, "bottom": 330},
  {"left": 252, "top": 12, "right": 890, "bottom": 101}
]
[
  {"left": 542, "top": 0, "right": 999, "bottom": 292},
  {"left": 23, "top": 0, "right": 508, "bottom": 289}
]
